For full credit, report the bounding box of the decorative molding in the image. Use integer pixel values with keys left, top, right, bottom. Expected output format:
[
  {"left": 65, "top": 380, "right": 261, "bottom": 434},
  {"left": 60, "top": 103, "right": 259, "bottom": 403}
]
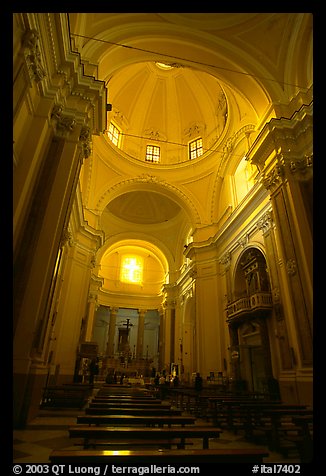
[
  {"left": 143, "top": 128, "right": 166, "bottom": 142},
  {"left": 289, "top": 154, "right": 313, "bottom": 180},
  {"left": 286, "top": 258, "right": 297, "bottom": 276},
  {"left": 88, "top": 293, "right": 98, "bottom": 303},
  {"left": 256, "top": 211, "right": 273, "bottom": 234},
  {"left": 262, "top": 162, "right": 285, "bottom": 192},
  {"left": 219, "top": 251, "right": 231, "bottom": 270},
  {"left": 22, "top": 28, "right": 46, "bottom": 83},
  {"left": 60, "top": 228, "right": 73, "bottom": 248},
  {"left": 51, "top": 103, "right": 76, "bottom": 138},
  {"left": 272, "top": 287, "right": 280, "bottom": 303},
  {"left": 237, "top": 233, "right": 249, "bottom": 248},
  {"left": 79, "top": 126, "right": 92, "bottom": 159},
  {"left": 184, "top": 122, "right": 206, "bottom": 139}
]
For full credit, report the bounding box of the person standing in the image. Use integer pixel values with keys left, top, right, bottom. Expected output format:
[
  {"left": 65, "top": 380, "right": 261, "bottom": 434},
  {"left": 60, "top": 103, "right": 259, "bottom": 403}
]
[
  {"left": 194, "top": 372, "right": 203, "bottom": 391},
  {"left": 89, "top": 358, "right": 99, "bottom": 385}
]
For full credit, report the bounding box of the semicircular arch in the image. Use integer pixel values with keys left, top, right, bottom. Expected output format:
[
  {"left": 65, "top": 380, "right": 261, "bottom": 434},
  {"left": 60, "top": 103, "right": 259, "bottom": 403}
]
[
  {"left": 96, "top": 175, "right": 201, "bottom": 226},
  {"left": 97, "top": 234, "right": 173, "bottom": 281}
]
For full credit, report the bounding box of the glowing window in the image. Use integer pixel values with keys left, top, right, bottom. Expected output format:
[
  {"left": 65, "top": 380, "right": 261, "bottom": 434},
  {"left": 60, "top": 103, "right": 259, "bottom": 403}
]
[
  {"left": 120, "top": 256, "right": 143, "bottom": 284},
  {"left": 156, "top": 62, "right": 174, "bottom": 70},
  {"left": 108, "top": 122, "right": 121, "bottom": 147},
  {"left": 189, "top": 138, "right": 203, "bottom": 160},
  {"left": 146, "top": 145, "right": 160, "bottom": 163}
]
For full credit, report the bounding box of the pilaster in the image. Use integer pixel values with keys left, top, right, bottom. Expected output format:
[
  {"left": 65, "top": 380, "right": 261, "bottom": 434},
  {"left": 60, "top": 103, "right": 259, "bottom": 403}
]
[
  {"left": 256, "top": 211, "right": 293, "bottom": 372},
  {"left": 185, "top": 242, "right": 223, "bottom": 376}
]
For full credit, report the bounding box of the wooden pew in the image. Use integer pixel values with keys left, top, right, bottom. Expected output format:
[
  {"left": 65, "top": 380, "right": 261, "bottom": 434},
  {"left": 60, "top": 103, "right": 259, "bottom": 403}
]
[
  {"left": 89, "top": 401, "right": 170, "bottom": 409},
  {"left": 50, "top": 448, "right": 268, "bottom": 463},
  {"left": 69, "top": 425, "right": 223, "bottom": 449},
  {"left": 92, "top": 397, "right": 161, "bottom": 404},
  {"left": 85, "top": 407, "right": 183, "bottom": 416},
  {"left": 76, "top": 414, "right": 196, "bottom": 426},
  {"left": 211, "top": 401, "right": 308, "bottom": 434},
  {"left": 254, "top": 407, "right": 313, "bottom": 453},
  {"left": 40, "top": 385, "right": 92, "bottom": 409},
  {"left": 282, "top": 415, "right": 313, "bottom": 463}
]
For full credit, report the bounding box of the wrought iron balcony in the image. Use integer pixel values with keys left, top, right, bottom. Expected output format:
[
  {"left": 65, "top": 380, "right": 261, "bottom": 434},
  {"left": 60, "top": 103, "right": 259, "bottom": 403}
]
[{"left": 226, "top": 292, "right": 273, "bottom": 321}]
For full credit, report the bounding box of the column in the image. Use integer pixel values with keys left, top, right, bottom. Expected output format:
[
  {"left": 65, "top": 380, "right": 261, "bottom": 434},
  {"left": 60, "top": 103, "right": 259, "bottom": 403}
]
[
  {"left": 106, "top": 307, "right": 118, "bottom": 358},
  {"left": 158, "top": 308, "right": 164, "bottom": 371},
  {"left": 162, "top": 287, "right": 177, "bottom": 372},
  {"left": 136, "top": 309, "right": 146, "bottom": 358},
  {"left": 84, "top": 294, "right": 97, "bottom": 342}
]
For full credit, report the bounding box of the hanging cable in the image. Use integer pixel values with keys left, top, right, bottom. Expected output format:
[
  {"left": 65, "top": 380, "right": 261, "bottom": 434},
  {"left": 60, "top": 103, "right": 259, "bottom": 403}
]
[{"left": 70, "top": 32, "right": 309, "bottom": 90}]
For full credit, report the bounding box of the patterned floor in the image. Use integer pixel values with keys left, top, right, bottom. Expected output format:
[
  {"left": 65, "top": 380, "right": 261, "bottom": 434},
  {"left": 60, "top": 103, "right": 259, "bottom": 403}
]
[{"left": 13, "top": 410, "right": 302, "bottom": 464}]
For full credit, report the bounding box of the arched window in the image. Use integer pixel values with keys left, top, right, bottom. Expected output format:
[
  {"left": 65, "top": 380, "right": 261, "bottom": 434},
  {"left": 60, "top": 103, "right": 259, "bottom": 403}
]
[{"left": 120, "top": 255, "right": 143, "bottom": 284}]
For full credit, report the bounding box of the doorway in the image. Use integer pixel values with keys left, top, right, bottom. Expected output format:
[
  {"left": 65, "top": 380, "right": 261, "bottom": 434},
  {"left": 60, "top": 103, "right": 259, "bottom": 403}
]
[{"left": 239, "top": 344, "right": 267, "bottom": 394}]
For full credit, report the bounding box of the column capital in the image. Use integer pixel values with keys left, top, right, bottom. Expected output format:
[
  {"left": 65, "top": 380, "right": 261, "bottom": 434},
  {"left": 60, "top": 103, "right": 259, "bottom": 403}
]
[
  {"left": 219, "top": 251, "right": 231, "bottom": 270},
  {"left": 256, "top": 210, "right": 274, "bottom": 235},
  {"left": 109, "top": 307, "right": 119, "bottom": 315},
  {"left": 50, "top": 103, "right": 76, "bottom": 138}
]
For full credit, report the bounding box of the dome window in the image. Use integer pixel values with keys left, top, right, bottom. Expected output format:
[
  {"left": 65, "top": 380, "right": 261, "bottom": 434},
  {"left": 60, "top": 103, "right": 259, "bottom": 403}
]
[
  {"left": 107, "top": 122, "right": 121, "bottom": 147},
  {"left": 189, "top": 138, "right": 203, "bottom": 160},
  {"left": 146, "top": 145, "right": 160, "bottom": 163}
]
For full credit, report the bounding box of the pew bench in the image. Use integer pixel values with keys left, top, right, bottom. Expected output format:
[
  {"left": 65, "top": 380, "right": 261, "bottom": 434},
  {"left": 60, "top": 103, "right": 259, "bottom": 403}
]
[
  {"left": 40, "top": 385, "right": 92, "bottom": 409},
  {"left": 84, "top": 407, "right": 182, "bottom": 416},
  {"left": 93, "top": 397, "right": 159, "bottom": 404},
  {"left": 89, "top": 401, "right": 169, "bottom": 409},
  {"left": 50, "top": 448, "right": 269, "bottom": 464},
  {"left": 69, "top": 425, "right": 223, "bottom": 449},
  {"left": 76, "top": 414, "right": 196, "bottom": 426}
]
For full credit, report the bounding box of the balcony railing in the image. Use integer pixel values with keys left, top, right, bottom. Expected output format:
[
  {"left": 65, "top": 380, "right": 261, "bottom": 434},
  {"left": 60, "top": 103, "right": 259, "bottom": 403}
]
[{"left": 226, "top": 292, "right": 273, "bottom": 320}]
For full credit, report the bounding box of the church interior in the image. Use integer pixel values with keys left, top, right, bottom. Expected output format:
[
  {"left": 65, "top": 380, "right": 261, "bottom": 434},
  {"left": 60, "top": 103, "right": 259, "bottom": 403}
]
[{"left": 13, "top": 13, "right": 313, "bottom": 464}]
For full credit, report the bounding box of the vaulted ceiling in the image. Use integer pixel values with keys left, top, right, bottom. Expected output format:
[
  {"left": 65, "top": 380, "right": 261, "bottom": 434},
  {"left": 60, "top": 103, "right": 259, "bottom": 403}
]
[{"left": 68, "top": 13, "right": 312, "bottom": 292}]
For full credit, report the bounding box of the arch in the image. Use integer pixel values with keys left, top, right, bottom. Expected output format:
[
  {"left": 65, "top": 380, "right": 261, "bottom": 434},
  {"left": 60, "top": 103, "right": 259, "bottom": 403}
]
[
  {"left": 96, "top": 175, "right": 201, "bottom": 225},
  {"left": 232, "top": 246, "right": 270, "bottom": 299},
  {"left": 97, "top": 236, "right": 171, "bottom": 280}
]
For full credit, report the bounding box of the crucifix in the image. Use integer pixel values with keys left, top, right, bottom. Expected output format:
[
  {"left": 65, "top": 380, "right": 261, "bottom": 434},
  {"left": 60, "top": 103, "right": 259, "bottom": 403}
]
[
  {"left": 118, "top": 319, "right": 134, "bottom": 366},
  {"left": 122, "top": 318, "right": 133, "bottom": 331}
]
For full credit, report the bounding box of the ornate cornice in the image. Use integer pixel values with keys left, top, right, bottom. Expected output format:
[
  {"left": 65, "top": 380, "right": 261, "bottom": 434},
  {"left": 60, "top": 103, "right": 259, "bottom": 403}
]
[{"left": 246, "top": 101, "right": 312, "bottom": 173}]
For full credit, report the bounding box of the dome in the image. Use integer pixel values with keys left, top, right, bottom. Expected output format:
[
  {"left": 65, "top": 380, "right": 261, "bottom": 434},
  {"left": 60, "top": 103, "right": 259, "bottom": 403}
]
[
  {"left": 106, "top": 191, "right": 181, "bottom": 225},
  {"left": 105, "top": 61, "right": 227, "bottom": 164}
]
